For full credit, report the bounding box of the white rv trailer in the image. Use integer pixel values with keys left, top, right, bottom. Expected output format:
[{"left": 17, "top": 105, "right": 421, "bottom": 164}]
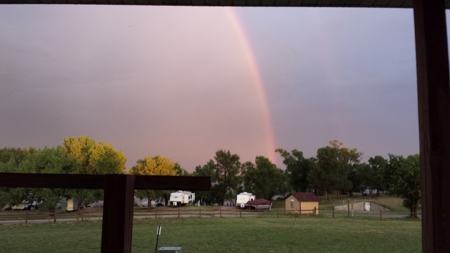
[
  {"left": 169, "top": 191, "right": 195, "bottom": 206},
  {"left": 236, "top": 192, "right": 256, "bottom": 208}
]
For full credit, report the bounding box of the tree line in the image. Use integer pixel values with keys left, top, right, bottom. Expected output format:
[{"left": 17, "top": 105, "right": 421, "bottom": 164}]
[
  {"left": 192, "top": 140, "right": 420, "bottom": 218},
  {"left": 0, "top": 137, "right": 420, "bottom": 218}
]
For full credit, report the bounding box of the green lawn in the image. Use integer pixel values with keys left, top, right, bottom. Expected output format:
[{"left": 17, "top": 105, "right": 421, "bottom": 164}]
[{"left": 0, "top": 216, "right": 421, "bottom": 253}]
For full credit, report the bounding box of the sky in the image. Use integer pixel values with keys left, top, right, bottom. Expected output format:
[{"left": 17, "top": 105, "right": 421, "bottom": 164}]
[{"left": 0, "top": 5, "right": 434, "bottom": 171}]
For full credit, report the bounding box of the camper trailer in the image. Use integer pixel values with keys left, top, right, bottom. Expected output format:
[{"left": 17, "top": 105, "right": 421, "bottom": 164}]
[
  {"left": 169, "top": 191, "right": 195, "bottom": 206},
  {"left": 236, "top": 192, "right": 256, "bottom": 208}
]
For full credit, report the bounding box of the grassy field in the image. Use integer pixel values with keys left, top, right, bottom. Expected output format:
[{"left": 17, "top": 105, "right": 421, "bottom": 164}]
[{"left": 0, "top": 216, "right": 421, "bottom": 253}]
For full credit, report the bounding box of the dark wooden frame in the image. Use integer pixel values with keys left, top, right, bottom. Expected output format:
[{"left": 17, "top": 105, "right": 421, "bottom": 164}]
[
  {"left": 0, "top": 173, "right": 210, "bottom": 253},
  {"left": 413, "top": 0, "right": 450, "bottom": 252}
]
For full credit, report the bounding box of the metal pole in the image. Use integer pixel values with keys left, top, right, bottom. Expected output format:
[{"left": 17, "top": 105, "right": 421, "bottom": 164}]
[{"left": 154, "top": 226, "right": 161, "bottom": 253}]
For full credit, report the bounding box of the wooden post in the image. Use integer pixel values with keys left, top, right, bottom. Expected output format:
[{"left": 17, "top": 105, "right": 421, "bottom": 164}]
[
  {"left": 101, "top": 174, "right": 135, "bottom": 253},
  {"left": 220, "top": 209, "right": 222, "bottom": 218},
  {"left": 380, "top": 210, "right": 382, "bottom": 221},
  {"left": 178, "top": 208, "right": 180, "bottom": 218},
  {"left": 332, "top": 206, "right": 334, "bottom": 219},
  {"left": 81, "top": 209, "right": 84, "bottom": 222},
  {"left": 53, "top": 210, "right": 56, "bottom": 223},
  {"left": 25, "top": 212, "right": 27, "bottom": 224},
  {"left": 413, "top": 1, "right": 450, "bottom": 252},
  {"left": 314, "top": 207, "right": 316, "bottom": 215}
]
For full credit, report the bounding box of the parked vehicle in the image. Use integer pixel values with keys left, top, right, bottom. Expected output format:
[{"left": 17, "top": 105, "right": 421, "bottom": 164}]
[
  {"left": 11, "top": 200, "right": 39, "bottom": 211},
  {"left": 169, "top": 191, "right": 195, "bottom": 206},
  {"left": 1, "top": 205, "right": 12, "bottom": 211},
  {"left": 245, "top": 199, "right": 271, "bottom": 210},
  {"left": 137, "top": 199, "right": 157, "bottom": 209},
  {"left": 236, "top": 192, "right": 256, "bottom": 208}
]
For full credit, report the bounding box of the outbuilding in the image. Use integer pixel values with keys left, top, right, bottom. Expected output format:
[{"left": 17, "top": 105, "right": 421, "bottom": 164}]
[{"left": 285, "top": 192, "right": 320, "bottom": 215}]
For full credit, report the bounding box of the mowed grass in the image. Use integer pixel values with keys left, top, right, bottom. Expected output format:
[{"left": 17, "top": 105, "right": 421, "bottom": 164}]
[{"left": 0, "top": 216, "right": 420, "bottom": 253}]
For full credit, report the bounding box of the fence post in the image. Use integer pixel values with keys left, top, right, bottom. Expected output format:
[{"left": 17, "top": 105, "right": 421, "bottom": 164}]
[
  {"left": 314, "top": 207, "right": 316, "bottom": 215},
  {"left": 25, "top": 212, "right": 28, "bottom": 224},
  {"left": 380, "top": 209, "right": 382, "bottom": 221},
  {"left": 81, "top": 209, "right": 84, "bottom": 222},
  {"left": 332, "top": 206, "right": 335, "bottom": 219},
  {"left": 220, "top": 209, "right": 222, "bottom": 218},
  {"left": 53, "top": 210, "right": 56, "bottom": 223},
  {"left": 178, "top": 208, "right": 180, "bottom": 218}
]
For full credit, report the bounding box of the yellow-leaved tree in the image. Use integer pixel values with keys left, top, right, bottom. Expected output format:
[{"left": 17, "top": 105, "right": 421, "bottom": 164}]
[
  {"left": 61, "top": 136, "right": 127, "bottom": 210},
  {"left": 129, "top": 155, "right": 178, "bottom": 210}
]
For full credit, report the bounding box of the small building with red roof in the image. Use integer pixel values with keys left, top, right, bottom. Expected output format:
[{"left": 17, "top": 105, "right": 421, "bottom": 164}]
[{"left": 285, "top": 192, "right": 320, "bottom": 215}]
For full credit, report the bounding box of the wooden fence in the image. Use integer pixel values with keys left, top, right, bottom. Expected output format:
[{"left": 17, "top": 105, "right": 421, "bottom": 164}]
[{"left": 0, "top": 206, "right": 415, "bottom": 224}]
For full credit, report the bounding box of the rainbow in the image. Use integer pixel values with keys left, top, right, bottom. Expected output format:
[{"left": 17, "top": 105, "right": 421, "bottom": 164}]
[{"left": 225, "top": 8, "right": 277, "bottom": 163}]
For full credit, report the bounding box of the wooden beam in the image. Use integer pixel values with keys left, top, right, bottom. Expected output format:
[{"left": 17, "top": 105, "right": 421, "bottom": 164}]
[
  {"left": 413, "top": 0, "right": 450, "bottom": 252},
  {"left": 0, "top": 173, "right": 211, "bottom": 191},
  {"left": 0, "top": 173, "right": 105, "bottom": 189},
  {"left": 101, "top": 175, "right": 135, "bottom": 253}
]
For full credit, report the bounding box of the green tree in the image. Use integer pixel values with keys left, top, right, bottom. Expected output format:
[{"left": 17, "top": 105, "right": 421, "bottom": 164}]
[
  {"left": 308, "top": 146, "right": 341, "bottom": 200},
  {"left": 0, "top": 147, "right": 35, "bottom": 166},
  {"left": 275, "top": 148, "right": 315, "bottom": 192},
  {"left": 193, "top": 160, "right": 218, "bottom": 205},
  {"left": 213, "top": 150, "right": 241, "bottom": 205},
  {"left": 0, "top": 147, "right": 69, "bottom": 211},
  {"left": 388, "top": 154, "right": 421, "bottom": 218},
  {"left": 174, "top": 163, "right": 190, "bottom": 176},
  {"left": 243, "top": 156, "right": 288, "bottom": 200},
  {"left": 19, "top": 147, "right": 70, "bottom": 210},
  {"left": 329, "top": 140, "right": 362, "bottom": 198},
  {"left": 364, "top": 156, "right": 389, "bottom": 198}
]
